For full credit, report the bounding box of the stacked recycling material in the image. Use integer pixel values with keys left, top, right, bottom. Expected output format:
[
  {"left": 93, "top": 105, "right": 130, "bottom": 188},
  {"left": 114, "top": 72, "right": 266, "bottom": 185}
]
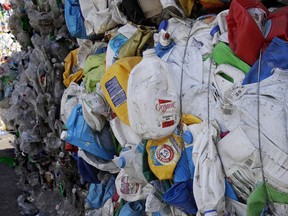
[{"left": 1, "top": 0, "right": 288, "bottom": 215}]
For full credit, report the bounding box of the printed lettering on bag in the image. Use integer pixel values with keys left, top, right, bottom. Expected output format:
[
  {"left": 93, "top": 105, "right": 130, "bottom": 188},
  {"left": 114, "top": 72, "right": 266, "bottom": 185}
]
[
  {"left": 150, "top": 141, "right": 179, "bottom": 166},
  {"left": 156, "top": 144, "right": 174, "bottom": 163},
  {"left": 120, "top": 176, "right": 139, "bottom": 194},
  {"left": 105, "top": 76, "right": 126, "bottom": 107},
  {"left": 155, "top": 99, "right": 176, "bottom": 128}
]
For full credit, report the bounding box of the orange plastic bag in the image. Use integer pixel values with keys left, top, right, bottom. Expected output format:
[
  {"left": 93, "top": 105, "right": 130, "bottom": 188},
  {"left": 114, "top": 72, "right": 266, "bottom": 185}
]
[{"left": 63, "top": 48, "right": 84, "bottom": 87}]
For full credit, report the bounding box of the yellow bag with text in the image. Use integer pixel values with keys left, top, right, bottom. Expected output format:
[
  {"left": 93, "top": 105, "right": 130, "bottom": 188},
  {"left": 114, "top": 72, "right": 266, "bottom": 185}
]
[
  {"left": 100, "top": 57, "right": 142, "bottom": 125},
  {"left": 146, "top": 134, "right": 182, "bottom": 180}
]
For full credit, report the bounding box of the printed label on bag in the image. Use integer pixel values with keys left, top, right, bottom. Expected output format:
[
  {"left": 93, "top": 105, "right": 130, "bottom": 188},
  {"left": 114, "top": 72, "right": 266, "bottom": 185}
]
[
  {"left": 120, "top": 176, "right": 139, "bottom": 194},
  {"left": 150, "top": 138, "right": 181, "bottom": 166},
  {"left": 156, "top": 144, "right": 174, "bottom": 163},
  {"left": 110, "top": 33, "right": 127, "bottom": 53},
  {"left": 155, "top": 99, "right": 176, "bottom": 128},
  {"left": 105, "top": 76, "right": 126, "bottom": 107}
]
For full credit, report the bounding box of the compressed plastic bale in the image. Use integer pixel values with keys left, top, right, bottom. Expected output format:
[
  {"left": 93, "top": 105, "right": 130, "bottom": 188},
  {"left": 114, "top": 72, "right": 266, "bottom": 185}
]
[{"left": 4, "top": 1, "right": 89, "bottom": 215}]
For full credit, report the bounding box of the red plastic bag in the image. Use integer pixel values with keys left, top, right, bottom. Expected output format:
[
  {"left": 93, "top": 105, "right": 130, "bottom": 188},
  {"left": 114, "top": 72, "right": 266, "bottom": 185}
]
[
  {"left": 226, "top": 0, "right": 268, "bottom": 66},
  {"left": 266, "top": 6, "right": 288, "bottom": 42},
  {"left": 227, "top": 0, "right": 288, "bottom": 66}
]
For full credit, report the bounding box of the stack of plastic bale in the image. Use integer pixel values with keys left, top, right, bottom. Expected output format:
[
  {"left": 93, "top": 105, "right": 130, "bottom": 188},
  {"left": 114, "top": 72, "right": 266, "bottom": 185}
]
[
  {"left": 59, "top": 0, "right": 228, "bottom": 215},
  {"left": 1, "top": 0, "right": 88, "bottom": 215},
  {"left": 3, "top": 0, "right": 288, "bottom": 215},
  {"left": 66, "top": 0, "right": 288, "bottom": 216}
]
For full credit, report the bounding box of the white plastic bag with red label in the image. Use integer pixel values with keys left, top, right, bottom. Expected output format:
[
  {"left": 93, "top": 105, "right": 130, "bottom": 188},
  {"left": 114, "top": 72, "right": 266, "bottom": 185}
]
[{"left": 127, "top": 49, "right": 180, "bottom": 139}]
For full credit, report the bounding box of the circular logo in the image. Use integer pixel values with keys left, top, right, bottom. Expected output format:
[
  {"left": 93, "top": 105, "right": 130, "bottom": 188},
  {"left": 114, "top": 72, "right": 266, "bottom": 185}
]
[{"left": 156, "top": 144, "right": 174, "bottom": 163}]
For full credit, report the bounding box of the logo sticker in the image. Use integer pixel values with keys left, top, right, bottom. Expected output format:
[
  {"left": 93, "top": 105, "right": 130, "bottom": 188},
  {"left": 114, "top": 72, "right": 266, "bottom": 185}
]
[
  {"left": 120, "top": 176, "right": 139, "bottom": 194},
  {"left": 156, "top": 144, "right": 174, "bottom": 163},
  {"left": 155, "top": 99, "right": 176, "bottom": 128},
  {"left": 155, "top": 99, "right": 176, "bottom": 113}
]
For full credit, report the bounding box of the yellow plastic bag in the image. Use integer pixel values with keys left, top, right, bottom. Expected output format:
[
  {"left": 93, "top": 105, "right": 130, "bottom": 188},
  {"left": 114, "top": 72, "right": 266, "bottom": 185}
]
[
  {"left": 100, "top": 57, "right": 142, "bottom": 125},
  {"left": 182, "top": 114, "right": 202, "bottom": 125},
  {"left": 146, "top": 134, "right": 183, "bottom": 180},
  {"left": 63, "top": 48, "right": 84, "bottom": 88}
]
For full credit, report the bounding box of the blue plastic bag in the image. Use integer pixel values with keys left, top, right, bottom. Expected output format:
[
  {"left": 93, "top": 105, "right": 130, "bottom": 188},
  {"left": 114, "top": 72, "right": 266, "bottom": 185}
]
[
  {"left": 77, "top": 156, "right": 100, "bottom": 183},
  {"left": 242, "top": 37, "right": 288, "bottom": 85},
  {"left": 163, "top": 180, "right": 198, "bottom": 214},
  {"left": 86, "top": 175, "right": 116, "bottom": 209},
  {"left": 65, "top": 0, "right": 88, "bottom": 39},
  {"left": 64, "top": 104, "right": 116, "bottom": 160},
  {"left": 119, "top": 201, "right": 145, "bottom": 216}
]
